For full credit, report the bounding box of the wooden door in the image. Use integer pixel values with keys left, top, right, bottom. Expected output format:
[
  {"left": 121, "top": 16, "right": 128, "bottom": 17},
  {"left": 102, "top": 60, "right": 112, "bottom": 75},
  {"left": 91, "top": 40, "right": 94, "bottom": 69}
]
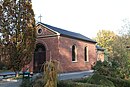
[{"left": 34, "top": 44, "right": 46, "bottom": 73}]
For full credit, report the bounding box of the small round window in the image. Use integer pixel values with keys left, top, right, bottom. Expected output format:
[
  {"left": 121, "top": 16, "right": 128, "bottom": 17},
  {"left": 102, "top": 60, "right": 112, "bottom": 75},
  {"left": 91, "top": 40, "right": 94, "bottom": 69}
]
[{"left": 37, "top": 29, "right": 42, "bottom": 34}]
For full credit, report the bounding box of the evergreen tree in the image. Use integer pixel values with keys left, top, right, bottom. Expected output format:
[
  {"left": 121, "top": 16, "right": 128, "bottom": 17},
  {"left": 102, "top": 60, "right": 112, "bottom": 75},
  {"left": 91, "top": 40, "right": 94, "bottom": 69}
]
[{"left": 0, "top": 0, "right": 36, "bottom": 76}]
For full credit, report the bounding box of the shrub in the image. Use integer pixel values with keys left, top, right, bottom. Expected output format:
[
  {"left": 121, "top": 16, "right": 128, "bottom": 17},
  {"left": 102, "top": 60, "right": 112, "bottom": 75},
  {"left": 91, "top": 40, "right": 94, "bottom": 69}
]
[
  {"left": 92, "top": 60, "right": 121, "bottom": 78},
  {"left": 57, "top": 74, "right": 130, "bottom": 87},
  {"left": 0, "top": 61, "right": 8, "bottom": 70},
  {"left": 20, "top": 78, "right": 33, "bottom": 87},
  {"left": 86, "top": 74, "right": 130, "bottom": 87},
  {"left": 33, "top": 78, "right": 44, "bottom": 87},
  {"left": 58, "top": 80, "right": 106, "bottom": 87},
  {"left": 86, "top": 74, "right": 115, "bottom": 87},
  {"left": 74, "top": 76, "right": 92, "bottom": 83},
  {"left": 106, "top": 76, "right": 130, "bottom": 87},
  {"left": 31, "top": 74, "right": 44, "bottom": 87}
]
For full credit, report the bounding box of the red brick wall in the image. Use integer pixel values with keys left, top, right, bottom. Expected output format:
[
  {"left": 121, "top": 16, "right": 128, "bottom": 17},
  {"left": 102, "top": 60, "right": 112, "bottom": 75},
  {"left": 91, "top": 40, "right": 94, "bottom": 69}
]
[
  {"left": 29, "top": 36, "right": 60, "bottom": 73},
  {"left": 29, "top": 25, "right": 59, "bottom": 72},
  {"left": 29, "top": 25, "right": 97, "bottom": 73},
  {"left": 58, "top": 36, "right": 97, "bottom": 72}
]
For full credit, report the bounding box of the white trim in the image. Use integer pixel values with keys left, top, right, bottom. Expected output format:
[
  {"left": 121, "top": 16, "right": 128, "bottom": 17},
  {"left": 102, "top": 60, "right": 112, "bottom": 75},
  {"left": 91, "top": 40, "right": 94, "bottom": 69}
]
[
  {"left": 37, "top": 34, "right": 58, "bottom": 38},
  {"left": 37, "top": 23, "right": 60, "bottom": 36},
  {"left": 72, "top": 61, "right": 77, "bottom": 63},
  {"left": 37, "top": 28, "right": 43, "bottom": 35}
]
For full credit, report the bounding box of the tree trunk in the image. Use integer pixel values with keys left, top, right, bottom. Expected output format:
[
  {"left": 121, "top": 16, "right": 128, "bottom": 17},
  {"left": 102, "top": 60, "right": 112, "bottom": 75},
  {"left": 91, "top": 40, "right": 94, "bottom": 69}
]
[{"left": 15, "top": 71, "right": 19, "bottom": 77}]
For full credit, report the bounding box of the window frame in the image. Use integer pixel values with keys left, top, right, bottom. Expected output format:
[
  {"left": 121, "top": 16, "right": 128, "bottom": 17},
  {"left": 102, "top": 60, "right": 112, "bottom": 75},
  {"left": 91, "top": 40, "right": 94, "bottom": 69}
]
[{"left": 72, "top": 45, "right": 77, "bottom": 62}]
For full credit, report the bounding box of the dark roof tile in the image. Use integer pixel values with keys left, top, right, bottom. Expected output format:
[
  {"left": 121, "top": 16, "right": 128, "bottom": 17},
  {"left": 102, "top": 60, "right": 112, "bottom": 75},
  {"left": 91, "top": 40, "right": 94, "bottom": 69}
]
[
  {"left": 96, "top": 45, "right": 105, "bottom": 51},
  {"left": 38, "top": 22, "right": 96, "bottom": 43}
]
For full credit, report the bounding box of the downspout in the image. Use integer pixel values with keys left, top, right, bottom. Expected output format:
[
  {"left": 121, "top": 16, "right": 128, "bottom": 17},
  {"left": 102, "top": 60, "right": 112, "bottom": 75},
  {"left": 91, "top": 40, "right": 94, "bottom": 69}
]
[{"left": 58, "top": 35, "right": 60, "bottom": 62}]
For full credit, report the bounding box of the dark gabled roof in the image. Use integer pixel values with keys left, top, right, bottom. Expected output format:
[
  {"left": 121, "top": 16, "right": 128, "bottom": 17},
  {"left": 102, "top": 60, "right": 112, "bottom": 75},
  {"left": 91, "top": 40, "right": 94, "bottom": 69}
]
[
  {"left": 37, "top": 22, "right": 96, "bottom": 43},
  {"left": 96, "top": 45, "right": 105, "bottom": 51}
]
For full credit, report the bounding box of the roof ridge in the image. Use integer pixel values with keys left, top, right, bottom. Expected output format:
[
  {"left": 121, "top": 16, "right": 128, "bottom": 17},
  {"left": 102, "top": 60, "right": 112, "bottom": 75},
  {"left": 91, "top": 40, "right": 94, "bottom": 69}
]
[
  {"left": 37, "top": 22, "right": 96, "bottom": 43},
  {"left": 38, "top": 22, "right": 79, "bottom": 34}
]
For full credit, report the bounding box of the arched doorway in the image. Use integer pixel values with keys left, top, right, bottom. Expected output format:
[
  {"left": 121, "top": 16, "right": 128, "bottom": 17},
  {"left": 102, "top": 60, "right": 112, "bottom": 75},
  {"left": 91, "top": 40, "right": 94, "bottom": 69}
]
[{"left": 34, "top": 43, "right": 46, "bottom": 73}]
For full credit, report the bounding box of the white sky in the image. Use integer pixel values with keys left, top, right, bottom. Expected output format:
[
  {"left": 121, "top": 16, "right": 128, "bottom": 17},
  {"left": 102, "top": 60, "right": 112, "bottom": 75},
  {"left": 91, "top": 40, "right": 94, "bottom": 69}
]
[{"left": 32, "top": 0, "right": 130, "bottom": 38}]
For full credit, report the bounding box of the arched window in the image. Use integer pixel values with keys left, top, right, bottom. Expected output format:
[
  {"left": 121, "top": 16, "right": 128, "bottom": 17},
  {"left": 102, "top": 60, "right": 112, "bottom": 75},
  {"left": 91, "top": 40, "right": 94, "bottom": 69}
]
[
  {"left": 72, "top": 45, "right": 77, "bottom": 62},
  {"left": 84, "top": 46, "right": 88, "bottom": 62}
]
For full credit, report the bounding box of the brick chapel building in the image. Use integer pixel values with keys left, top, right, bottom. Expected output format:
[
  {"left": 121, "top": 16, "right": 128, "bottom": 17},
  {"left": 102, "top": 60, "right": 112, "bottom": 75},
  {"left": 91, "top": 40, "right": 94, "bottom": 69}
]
[
  {"left": 96, "top": 45, "right": 105, "bottom": 62},
  {"left": 29, "top": 22, "right": 97, "bottom": 73}
]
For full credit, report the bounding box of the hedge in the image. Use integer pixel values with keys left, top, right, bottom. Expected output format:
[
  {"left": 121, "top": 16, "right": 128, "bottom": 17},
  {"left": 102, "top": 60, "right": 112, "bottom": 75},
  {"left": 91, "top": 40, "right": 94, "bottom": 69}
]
[
  {"left": 20, "top": 73, "right": 130, "bottom": 87},
  {"left": 74, "top": 74, "right": 115, "bottom": 87},
  {"left": 106, "top": 76, "right": 130, "bottom": 87},
  {"left": 74, "top": 74, "right": 130, "bottom": 87},
  {"left": 58, "top": 80, "right": 107, "bottom": 87}
]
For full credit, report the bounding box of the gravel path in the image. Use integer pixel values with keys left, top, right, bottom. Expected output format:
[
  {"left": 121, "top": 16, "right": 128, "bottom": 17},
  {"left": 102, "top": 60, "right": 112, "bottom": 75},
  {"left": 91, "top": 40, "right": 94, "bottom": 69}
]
[
  {"left": 0, "top": 70, "right": 93, "bottom": 87},
  {"left": 0, "top": 79, "right": 22, "bottom": 87},
  {"left": 58, "top": 70, "right": 93, "bottom": 80}
]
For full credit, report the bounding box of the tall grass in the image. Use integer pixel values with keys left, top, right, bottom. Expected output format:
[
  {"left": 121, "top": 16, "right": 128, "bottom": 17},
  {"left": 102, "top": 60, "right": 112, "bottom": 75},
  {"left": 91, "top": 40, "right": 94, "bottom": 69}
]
[
  {"left": 43, "top": 60, "right": 60, "bottom": 87},
  {"left": 20, "top": 60, "right": 61, "bottom": 87}
]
